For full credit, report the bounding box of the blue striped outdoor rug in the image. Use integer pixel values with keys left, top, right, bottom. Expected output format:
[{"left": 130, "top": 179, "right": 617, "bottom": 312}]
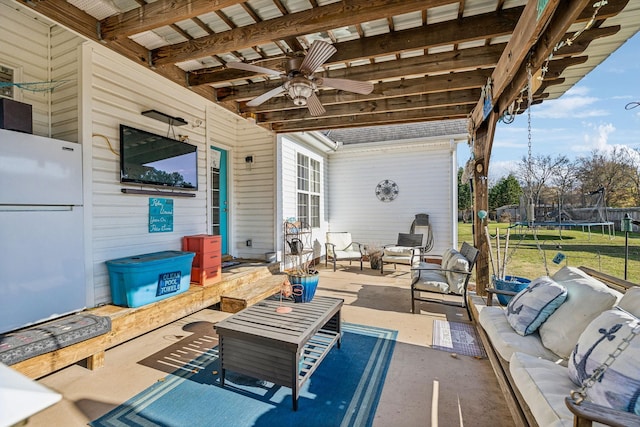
[{"left": 91, "top": 323, "right": 396, "bottom": 427}]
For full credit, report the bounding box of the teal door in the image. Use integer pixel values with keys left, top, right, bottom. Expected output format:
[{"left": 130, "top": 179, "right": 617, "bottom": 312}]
[{"left": 210, "top": 146, "right": 228, "bottom": 254}]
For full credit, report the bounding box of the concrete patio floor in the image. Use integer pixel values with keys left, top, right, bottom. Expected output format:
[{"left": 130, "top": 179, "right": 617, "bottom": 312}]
[{"left": 23, "top": 264, "right": 513, "bottom": 427}]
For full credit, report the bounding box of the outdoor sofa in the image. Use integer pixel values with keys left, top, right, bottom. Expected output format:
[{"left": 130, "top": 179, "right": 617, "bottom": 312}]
[{"left": 473, "top": 266, "right": 640, "bottom": 426}]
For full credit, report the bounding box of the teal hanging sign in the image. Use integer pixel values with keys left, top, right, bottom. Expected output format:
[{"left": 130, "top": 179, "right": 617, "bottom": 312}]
[{"left": 149, "top": 198, "right": 174, "bottom": 233}]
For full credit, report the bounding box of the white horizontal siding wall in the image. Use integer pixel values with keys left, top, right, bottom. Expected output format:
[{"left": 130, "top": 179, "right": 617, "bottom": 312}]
[
  {"left": 84, "top": 43, "right": 214, "bottom": 305},
  {"left": 327, "top": 139, "right": 460, "bottom": 255},
  {"left": 0, "top": 1, "right": 51, "bottom": 136},
  {"left": 279, "top": 135, "right": 330, "bottom": 268},
  {"left": 233, "top": 120, "right": 277, "bottom": 259},
  {"left": 50, "top": 26, "right": 81, "bottom": 141}
]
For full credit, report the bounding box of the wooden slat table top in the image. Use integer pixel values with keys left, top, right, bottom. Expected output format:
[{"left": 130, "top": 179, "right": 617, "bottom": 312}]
[{"left": 214, "top": 296, "right": 343, "bottom": 346}]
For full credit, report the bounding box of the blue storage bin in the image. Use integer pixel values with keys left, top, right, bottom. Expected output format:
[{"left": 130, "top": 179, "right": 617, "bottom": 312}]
[
  {"left": 106, "top": 250, "right": 195, "bottom": 308},
  {"left": 493, "top": 275, "right": 531, "bottom": 305}
]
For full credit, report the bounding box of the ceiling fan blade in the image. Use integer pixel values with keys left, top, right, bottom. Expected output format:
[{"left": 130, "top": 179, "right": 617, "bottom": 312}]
[
  {"left": 306, "top": 93, "right": 326, "bottom": 117},
  {"left": 299, "top": 40, "right": 337, "bottom": 75},
  {"left": 227, "top": 62, "right": 282, "bottom": 77},
  {"left": 246, "top": 85, "right": 286, "bottom": 107},
  {"left": 319, "top": 77, "right": 374, "bottom": 95}
]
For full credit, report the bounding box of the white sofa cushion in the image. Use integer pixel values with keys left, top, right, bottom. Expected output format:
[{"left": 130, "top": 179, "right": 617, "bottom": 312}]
[
  {"left": 540, "top": 267, "right": 622, "bottom": 358},
  {"left": 479, "top": 306, "right": 561, "bottom": 363},
  {"left": 509, "top": 352, "right": 576, "bottom": 427},
  {"left": 618, "top": 287, "right": 640, "bottom": 317},
  {"left": 568, "top": 309, "right": 640, "bottom": 415},
  {"left": 383, "top": 246, "right": 415, "bottom": 257},
  {"left": 506, "top": 276, "right": 567, "bottom": 336}
]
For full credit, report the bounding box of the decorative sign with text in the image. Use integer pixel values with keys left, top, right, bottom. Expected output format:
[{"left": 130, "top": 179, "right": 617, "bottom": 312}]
[{"left": 149, "top": 198, "right": 174, "bottom": 233}]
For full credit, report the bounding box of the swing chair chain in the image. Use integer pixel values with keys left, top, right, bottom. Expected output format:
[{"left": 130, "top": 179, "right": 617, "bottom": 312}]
[{"left": 570, "top": 324, "right": 640, "bottom": 405}]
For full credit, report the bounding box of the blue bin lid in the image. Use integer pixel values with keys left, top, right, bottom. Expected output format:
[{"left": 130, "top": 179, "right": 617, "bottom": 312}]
[{"left": 106, "top": 250, "right": 195, "bottom": 266}]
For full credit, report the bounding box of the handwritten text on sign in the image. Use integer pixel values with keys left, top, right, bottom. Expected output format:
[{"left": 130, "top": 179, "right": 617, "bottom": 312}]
[{"left": 149, "top": 198, "right": 174, "bottom": 233}]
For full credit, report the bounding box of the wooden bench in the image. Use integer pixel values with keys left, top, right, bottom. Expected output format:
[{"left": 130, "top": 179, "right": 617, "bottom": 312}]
[
  {"left": 472, "top": 267, "right": 640, "bottom": 427},
  {"left": 220, "top": 274, "right": 286, "bottom": 313}
]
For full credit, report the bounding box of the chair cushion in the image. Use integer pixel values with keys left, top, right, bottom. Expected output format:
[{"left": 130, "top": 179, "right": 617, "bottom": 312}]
[
  {"left": 412, "top": 269, "right": 449, "bottom": 294},
  {"left": 479, "top": 307, "right": 561, "bottom": 363},
  {"left": 440, "top": 248, "right": 457, "bottom": 269},
  {"left": 618, "top": 287, "right": 640, "bottom": 317},
  {"left": 383, "top": 246, "right": 415, "bottom": 257},
  {"left": 540, "top": 267, "right": 622, "bottom": 358},
  {"left": 506, "top": 276, "right": 568, "bottom": 336},
  {"left": 334, "top": 250, "right": 362, "bottom": 260},
  {"left": 444, "top": 252, "right": 469, "bottom": 295},
  {"left": 567, "top": 309, "right": 640, "bottom": 415},
  {"left": 326, "top": 232, "right": 353, "bottom": 251},
  {"left": 510, "top": 352, "right": 576, "bottom": 427}
]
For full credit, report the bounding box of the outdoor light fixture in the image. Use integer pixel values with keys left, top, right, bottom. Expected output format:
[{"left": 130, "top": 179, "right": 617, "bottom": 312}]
[{"left": 284, "top": 76, "right": 315, "bottom": 106}]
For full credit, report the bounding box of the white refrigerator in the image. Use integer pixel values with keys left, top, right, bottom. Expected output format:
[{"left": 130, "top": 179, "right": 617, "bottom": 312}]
[{"left": 0, "top": 129, "right": 86, "bottom": 334}]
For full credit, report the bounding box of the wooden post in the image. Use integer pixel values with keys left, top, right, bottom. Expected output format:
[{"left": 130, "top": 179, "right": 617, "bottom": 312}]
[{"left": 472, "top": 112, "right": 498, "bottom": 295}]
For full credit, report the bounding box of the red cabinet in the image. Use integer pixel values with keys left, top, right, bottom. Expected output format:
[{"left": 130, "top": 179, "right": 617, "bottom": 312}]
[{"left": 182, "top": 234, "right": 222, "bottom": 286}]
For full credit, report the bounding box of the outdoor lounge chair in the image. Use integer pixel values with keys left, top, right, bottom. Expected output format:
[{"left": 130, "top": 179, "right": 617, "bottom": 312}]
[
  {"left": 325, "top": 232, "right": 365, "bottom": 271},
  {"left": 410, "top": 242, "right": 479, "bottom": 318},
  {"left": 380, "top": 233, "right": 423, "bottom": 274}
]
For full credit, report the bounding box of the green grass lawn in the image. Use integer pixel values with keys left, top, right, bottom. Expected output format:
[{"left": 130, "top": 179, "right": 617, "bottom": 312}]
[{"left": 457, "top": 221, "right": 640, "bottom": 283}]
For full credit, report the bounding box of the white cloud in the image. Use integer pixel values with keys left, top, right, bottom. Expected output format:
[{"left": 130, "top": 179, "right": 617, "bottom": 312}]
[
  {"left": 532, "top": 86, "right": 610, "bottom": 119},
  {"left": 574, "top": 122, "right": 615, "bottom": 152},
  {"left": 488, "top": 159, "right": 518, "bottom": 181}
]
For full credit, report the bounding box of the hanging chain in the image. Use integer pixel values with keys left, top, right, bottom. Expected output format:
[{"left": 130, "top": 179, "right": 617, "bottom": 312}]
[{"left": 571, "top": 321, "right": 640, "bottom": 405}]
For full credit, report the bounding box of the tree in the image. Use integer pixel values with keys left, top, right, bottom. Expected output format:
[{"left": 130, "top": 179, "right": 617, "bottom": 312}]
[
  {"left": 458, "top": 167, "right": 472, "bottom": 222},
  {"left": 489, "top": 174, "right": 523, "bottom": 212},
  {"left": 514, "top": 154, "right": 570, "bottom": 207},
  {"left": 576, "top": 147, "right": 637, "bottom": 208}
]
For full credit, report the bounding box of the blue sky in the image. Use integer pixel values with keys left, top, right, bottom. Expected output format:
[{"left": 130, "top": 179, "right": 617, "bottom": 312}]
[{"left": 459, "top": 31, "right": 640, "bottom": 182}]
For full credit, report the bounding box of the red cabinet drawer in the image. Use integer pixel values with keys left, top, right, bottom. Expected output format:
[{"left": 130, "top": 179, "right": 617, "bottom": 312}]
[
  {"left": 191, "top": 252, "right": 221, "bottom": 269},
  {"left": 191, "top": 266, "right": 221, "bottom": 286},
  {"left": 182, "top": 234, "right": 221, "bottom": 254}
]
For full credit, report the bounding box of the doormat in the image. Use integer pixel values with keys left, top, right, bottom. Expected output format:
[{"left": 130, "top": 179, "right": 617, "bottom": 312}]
[{"left": 432, "top": 320, "right": 486, "bottom": 358}]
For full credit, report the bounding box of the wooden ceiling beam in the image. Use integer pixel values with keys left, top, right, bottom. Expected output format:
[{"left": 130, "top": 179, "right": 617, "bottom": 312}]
[
  {"left": 257, "top": 89, "right": 480, "bottom": 124},
  {"left": 222, "top": 69, "right": 493, "bottom": 105},
  {"left": 270, "top": 105, "right": 470, "bottom": 133},
  {"left": 189, "top": 39, "right": 506, "bottom": 87},
  {"left": 150, "top": 0, "right": 458, "bottom": 66},
  {"left": 99, "top": 0, "right": 244, "bottom": 41},
  {"left": 469, "top": 0, "right": 621, "bottom": 131}
]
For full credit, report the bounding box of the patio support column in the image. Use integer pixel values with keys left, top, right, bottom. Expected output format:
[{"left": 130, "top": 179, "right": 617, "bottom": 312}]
[{"left": 472, "top": 112, "right": 498, "bottom": 296}]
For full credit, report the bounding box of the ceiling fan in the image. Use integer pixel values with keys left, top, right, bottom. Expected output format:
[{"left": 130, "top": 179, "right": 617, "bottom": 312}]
[{"left": 227, "top": 40, "right": 374, "bottom": 116}]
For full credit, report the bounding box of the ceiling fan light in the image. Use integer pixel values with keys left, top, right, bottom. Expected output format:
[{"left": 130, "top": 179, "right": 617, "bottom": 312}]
[{"left": 285, "top": 77, "right": 315, "bottom": 106}]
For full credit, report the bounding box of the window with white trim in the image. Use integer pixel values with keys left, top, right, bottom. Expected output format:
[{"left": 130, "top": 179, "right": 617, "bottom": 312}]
[
  {"left": 0, "top": 65, "right": 14, "bottom": 99},
  {"left": 297, "top": 152, "right": 320, "bottom": 228}
]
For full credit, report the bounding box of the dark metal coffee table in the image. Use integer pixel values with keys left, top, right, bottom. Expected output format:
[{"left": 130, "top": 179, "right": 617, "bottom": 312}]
[{"left": 214, "top": 295, "right": 343, "bottom": 410}]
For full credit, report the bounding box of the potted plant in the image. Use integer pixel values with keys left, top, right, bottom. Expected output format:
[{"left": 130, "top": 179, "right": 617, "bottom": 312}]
[
  {"left": 283, "top": 218, "right": 319, "bottom": 302},
  {"left": 366, "top": 243, "right": 383, "bottom": 270},
  {"left": 286, "top": 258, "right": 319, "bottom": 303}
]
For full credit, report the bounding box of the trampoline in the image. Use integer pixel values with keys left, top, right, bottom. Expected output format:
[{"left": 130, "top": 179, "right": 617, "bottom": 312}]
[{"left": 512, "top": 220, "right": 614, "bottom": 240}]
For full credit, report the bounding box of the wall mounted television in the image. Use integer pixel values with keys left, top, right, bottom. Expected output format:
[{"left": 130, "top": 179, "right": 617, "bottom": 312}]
[{"left": 120, "top": 124, "right": 198, "bottom": 190}]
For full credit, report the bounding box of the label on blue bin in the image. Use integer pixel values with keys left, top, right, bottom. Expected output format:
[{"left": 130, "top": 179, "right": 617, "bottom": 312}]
[{"left": 156, "top": 271, "right": 182, "bottom": 296}]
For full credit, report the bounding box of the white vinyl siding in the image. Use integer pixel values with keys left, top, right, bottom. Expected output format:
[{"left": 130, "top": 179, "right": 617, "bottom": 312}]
[
  {"left": 232, "top": 119, "right": 277, "bottom": 258},
  {"left": 0, "top": 1, "right": 51, "bottom": 136},
  {"left": 50, "top": 27, "right": 82, "bottom": 141},
  {"left": 327, "top": 140, "right": 459, "bottom": 255},
  {"left": 280, "top": 135, "right": 329, "bottom": 262}
]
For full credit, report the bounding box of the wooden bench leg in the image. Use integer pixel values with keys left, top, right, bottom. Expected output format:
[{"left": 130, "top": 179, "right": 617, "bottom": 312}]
[{"left": 86, "top": 351, "right": 105, "bottom": 370}]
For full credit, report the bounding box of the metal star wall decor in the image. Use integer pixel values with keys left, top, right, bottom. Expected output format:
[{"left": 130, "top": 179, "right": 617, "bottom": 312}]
[{"left": 375, "top": 179, "right": 399, "bottom": 202}]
